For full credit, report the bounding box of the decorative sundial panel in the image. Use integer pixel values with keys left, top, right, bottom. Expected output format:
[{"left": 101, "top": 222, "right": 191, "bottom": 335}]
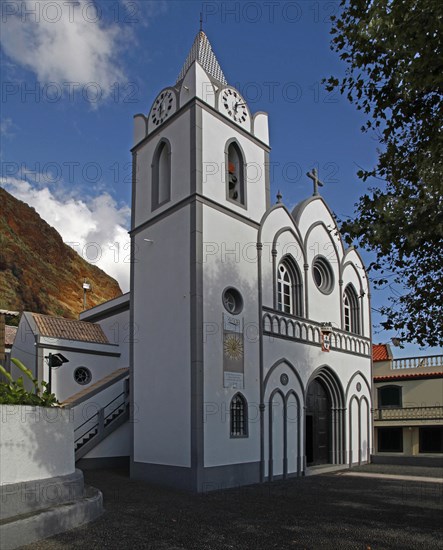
[{"left": 223, "top": 314, "right": 244, "bottom": 389}]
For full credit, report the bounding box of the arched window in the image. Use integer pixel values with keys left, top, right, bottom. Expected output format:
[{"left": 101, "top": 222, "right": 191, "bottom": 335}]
[
  {"left": 152, "top": 139, "right": 171, "bottom": 210},
  {"left": 343, "top": 284, "right": 360, "bottom": 334},
  {"left": 277, "top": 258, "right": 303, "bottom": 316},
  {"left": 378, "top": 385, "right": 402, "bottom": 408},
  {"left": 226, "top": 141, "right": 245, "bottom": 206},
  {"left": 230, "top": 393, "right": 248, "bottom": 437}
]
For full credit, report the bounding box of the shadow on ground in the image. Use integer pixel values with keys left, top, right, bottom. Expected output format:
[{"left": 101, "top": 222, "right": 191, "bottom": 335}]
[{"left": 22, "top": 464, "right": 443, "bottom": 550}]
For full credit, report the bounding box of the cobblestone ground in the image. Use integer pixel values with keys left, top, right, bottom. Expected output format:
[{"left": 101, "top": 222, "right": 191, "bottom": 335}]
[{"left": 24, "top": 465, "right": 443, "bottom": 550}]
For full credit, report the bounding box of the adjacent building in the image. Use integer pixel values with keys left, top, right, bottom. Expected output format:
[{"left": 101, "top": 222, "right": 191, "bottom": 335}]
[{"left": 372, "top": 344, "right": 443, "bottom": 465}]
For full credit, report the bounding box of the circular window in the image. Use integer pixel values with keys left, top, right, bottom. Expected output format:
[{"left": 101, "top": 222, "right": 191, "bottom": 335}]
[
  {"left": 222, "top": 287, "right": 243, "bottom": 315},
  {"left": 280, "top": 373, "right": 289, "bottom": 386},
  {"left": 356, "top": 382, "right": 362, "bottom": 393},
  {"left": 74, "top": 367, "right": 92, "bottom": 385},
  {"left": 312, "top": 256, "right": 334, "bottom": 294}
]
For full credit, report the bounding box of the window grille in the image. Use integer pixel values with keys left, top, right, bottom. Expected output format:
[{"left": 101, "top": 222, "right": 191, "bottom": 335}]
[{"left": 230, "top": 393, "right": 248, "bottom": 437}]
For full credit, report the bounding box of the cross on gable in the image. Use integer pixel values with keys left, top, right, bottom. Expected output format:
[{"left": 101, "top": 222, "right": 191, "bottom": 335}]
[{"left": 306, "top": 168, "right": 324, "bottom": 196}]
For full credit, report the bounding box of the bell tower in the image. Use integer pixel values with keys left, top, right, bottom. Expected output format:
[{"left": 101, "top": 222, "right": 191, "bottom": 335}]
[{"left": 130, "top": 31, "right": 270, "bottom": 491}]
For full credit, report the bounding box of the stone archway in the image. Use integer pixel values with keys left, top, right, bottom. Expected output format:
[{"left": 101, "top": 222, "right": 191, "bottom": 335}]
[{"left": 305, "top": 367, "right": 346, "bottom": 467}]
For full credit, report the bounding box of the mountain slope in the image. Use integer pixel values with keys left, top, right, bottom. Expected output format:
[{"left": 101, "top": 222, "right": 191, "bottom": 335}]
[{"left": 0, "top": 187, "right": 122, "bottom": 318}]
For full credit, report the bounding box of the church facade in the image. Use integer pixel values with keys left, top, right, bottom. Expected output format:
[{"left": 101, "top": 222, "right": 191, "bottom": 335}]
[{"left": 130, "top": 32, "right": 372, "bottom": 491}]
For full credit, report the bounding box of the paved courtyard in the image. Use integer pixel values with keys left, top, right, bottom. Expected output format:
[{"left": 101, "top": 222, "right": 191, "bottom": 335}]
[{"left": 24, "top": 465, "right": 442, "bottom": 550}]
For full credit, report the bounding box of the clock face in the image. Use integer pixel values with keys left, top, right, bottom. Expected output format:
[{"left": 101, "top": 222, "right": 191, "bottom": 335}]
[
  {"left": 151, "top": 89, "right": 175, "bottom": 127},
  {"left": 221, "top": 88, "right": 249, "bottom": 126}
]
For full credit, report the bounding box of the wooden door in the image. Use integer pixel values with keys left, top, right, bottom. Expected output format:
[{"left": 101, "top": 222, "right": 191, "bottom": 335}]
[{"left": 306, "top": 379, "right": 330, "bottom": 465}]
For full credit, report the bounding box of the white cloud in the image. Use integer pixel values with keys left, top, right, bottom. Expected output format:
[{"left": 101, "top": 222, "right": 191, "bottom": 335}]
[
  {"left": 0, "top": 117, "right": 16, "bottom": 138},
  {"left": 1, "top": 177, "right": 131, "bottom": 292},
  {"left": 121, "top": 0, "right": 168, "bottom": 26},
  {"left": 0, "top": 0, "right": 126, "bottom": 99}
]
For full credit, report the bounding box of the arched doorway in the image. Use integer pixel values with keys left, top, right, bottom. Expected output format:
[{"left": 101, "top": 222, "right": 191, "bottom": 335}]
[
  {"left": 305, "top": 367, "right": 346, "bottom": 467},
  {"left": 306, "top": 379, "right": 331, "bottom": 465}
]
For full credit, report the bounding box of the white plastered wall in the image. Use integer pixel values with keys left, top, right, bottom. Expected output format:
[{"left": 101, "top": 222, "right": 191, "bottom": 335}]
[
  {"left": 202, "top": 206, "right": 260, "bottom": 467},
  {"left": 132, "top": 207, "right": 191, "bottom": 467},
  {"left": 133, "top": 109, "right": 191, "bottom": 229},
  {"left": 200, "top": 109, "right": 268, "bottom": 224}
]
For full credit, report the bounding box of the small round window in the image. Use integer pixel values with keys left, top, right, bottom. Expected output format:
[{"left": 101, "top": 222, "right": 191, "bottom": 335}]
[
  {"left": 74, "top": 367, "right": 92, "bottom": 385},
  {"left": 312, "top": 256, "right": 334, "bottom": 294},
  {"left": 222, "top": 287, "right": 243, "bottom": 315}
]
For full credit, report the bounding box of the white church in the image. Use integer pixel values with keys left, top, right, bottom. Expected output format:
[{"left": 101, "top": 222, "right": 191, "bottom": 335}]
[
  {"left": 9, "top": 31, "right": 372, "bottom": 493},
  {"left": 129, "top": 31, "right": 372, "bottom": 491}
]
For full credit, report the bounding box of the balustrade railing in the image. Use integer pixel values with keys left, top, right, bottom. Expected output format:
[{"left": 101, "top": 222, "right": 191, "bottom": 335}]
[
  {"left": 392, "top": 355, "right": 443, "bottom": 370},
  {"left": 262, "top": 307, "right": 371, "bottom": 357},
  {"left": 373, "top": 406, "right": 443, "bottom": 421}
]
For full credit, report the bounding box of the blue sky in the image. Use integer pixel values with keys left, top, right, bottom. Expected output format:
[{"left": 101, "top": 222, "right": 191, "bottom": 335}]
[{"left": 0, "top": 0, "right": 439, "bottom": 358}]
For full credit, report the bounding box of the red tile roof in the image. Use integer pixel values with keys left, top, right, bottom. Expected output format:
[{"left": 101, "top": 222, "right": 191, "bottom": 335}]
[
  {"left": 5, "top": 325, "right": 17, "bottom": 347},
  {"left": 32, "top": 314, "right": 109, "bottom": 344},
  {"left": 374, "top": 372, "right": 443, "bottom": 381},
  {"left": 373, "top": 344, "right": 390, "bottom": 362}
]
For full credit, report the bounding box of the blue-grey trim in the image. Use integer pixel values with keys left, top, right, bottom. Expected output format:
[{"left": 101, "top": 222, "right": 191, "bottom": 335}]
[
  {"left": 305, "top": 366, "right": 346, "bottom": 465},
  {"left": 129, "top": 149, "right": 137, "bottom": 479},
  {"left": 76, "top": 456, "right": 129, "bottom": 470},
  {"left": 263, "top": 358, "right": 305, "bottom": 395},
  {"left": 190, "top": 199, "right": 204, "bottom": 488},
  {"left": 340, "top": 262, "right": 364, "bottom": 294},
  {"left": 311, "top": 254, "right": 336, "bottom": 295},
  {"left": 264, "top": 151, "right": 271, "bottom": 210},
  {"left": 62, "top": 368, "right": 129, "bottom": 408},
  {"left": 361, "top": 395, "right": 371, "bottom": 464},
  {"left": 79, "top": 299, "right": 130, "bottom": 323},
  {"left": 36, "top": 343, "right": 120, "bottom": 357},
  {"left": 131, "top": 462, "right": 196, "bottom": 491},
  {"left": 224, "top": 138, "right": 248, "bottom": 210},
  {"left": 201, "top": 461, "right": 260, "bottom": 492},
  {"left": 222, "top": 286, "right": 244, "bottom": 315},
  {"left": 348, "top": 394, "right": 360, "bottom": 466},
  {"left": 0, "top": 469, "right": 84, "bottom": 521},
  {"left": 275, "top": 253, "right": 305, "bottom": 317},
  {"left": 151, "top": 138, "right": 172, "bottom": 211},
  {"left": 199, "top": 194, "right": 260, "bottom": 227},
  {"left": 262, "top": 331, "right": 370, "bottom": 358},
  {"left": 257, "top": 203, "right": 286, "bottom": 243},
  {"left": 190, "top": 103, "right": 203, "bottom": 195},
  {"left": 131, "top": 461, "right": 261, "bottom": 492},
  {"left": 272, "top": 225, "right": 306, "bottom": 263},
  {"left": 345, "top": 370, "right": 372, "bottom": 402},
  {"left": 257, "top": 242, "right": 265, "bottom": 483},
  {"left": 285, "top": 389, "right": 303, "bottom": 476},
  {"left": 130, "top": 193, "right": 260, "bottom": 238},
  {"left": 268, "top": 388, "right": 285, "bottom": 481},
  {"left": 132, "top": 97, "right": 270, "bottom": 154},
  {"left": 262, "top": 306, "right": 371, "bottom": 342}
]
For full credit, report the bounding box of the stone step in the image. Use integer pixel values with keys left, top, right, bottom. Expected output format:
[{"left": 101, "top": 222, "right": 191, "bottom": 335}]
[{"left": 0, "top": 485, "right": 103, "bottom": 550}]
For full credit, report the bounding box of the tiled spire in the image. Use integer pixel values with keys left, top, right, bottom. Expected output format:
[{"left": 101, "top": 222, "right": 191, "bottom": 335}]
[{"left": 176, "top": 31, "right": 227, "bottom": 85}]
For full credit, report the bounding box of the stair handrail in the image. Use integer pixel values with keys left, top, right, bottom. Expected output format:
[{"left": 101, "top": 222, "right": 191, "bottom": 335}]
[
  {"left": 62, "top": 367, "right": 129, "bottom": 409},
  {"left": 73, "top": 373, "right": 130, "bottom": 459}
]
